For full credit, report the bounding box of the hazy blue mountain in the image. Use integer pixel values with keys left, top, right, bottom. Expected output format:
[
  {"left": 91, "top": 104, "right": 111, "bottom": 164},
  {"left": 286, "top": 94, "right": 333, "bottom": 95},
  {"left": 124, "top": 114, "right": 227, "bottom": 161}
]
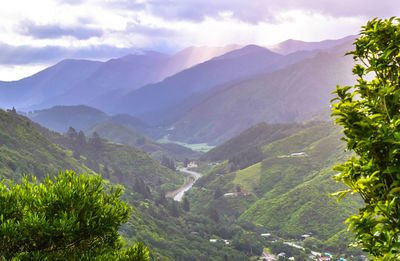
[
  {"left": 85, "top": 120, "right": 200, "bottom": 160},
  {"left": 26, "top": 104, "right": 166, "bottom": 141},
  {"left": 98, "top": 45, "right": 319, "bottom": 124},
  {"left": 166, "top": 41, "right": 355, "bottom": 144},
  {"left": 0, "top": 59, "right": 102, "bottom": 109},
  {"left": 28, "top": 105, "right": 108, "bottom": 133},
  {"left": 160, "top": 44, "right": 241, "bottom": 77},
  {"left": 267, "top": 35, "right": 355, "bottom": 55},
  {"left": 23, "top": 45, "right": 242, "bottom": 110}
]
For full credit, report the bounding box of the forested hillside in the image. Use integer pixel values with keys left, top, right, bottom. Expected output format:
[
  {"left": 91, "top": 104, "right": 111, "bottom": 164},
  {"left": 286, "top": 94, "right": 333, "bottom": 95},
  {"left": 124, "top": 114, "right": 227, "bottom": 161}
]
[
  {"left": 168, "top": 43, "right": 355, "bottom": 144},
  {"left": 187, "top": 121, "right": 363, "bottom": 254},
  {"left": 1, "top": 109, "right": 269, "bottom": 260},
  {"left": 0, "top": 109, "right": 91, "bottom": 179}
]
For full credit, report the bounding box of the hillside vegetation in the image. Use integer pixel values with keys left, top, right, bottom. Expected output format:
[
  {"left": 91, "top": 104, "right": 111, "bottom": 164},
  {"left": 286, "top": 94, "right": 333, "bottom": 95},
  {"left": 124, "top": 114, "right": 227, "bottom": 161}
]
[
  {"left": 168, "top": 44, "right": 355, "bottom": 144},
  {"left": 0, "top": 109, "right": 91, "bottom": 179},
  {"left": 187, "top": 121, "right": 363, "bottom": 253},
  {"left": 85, "top": 120, "right": 200, "bottom": 161},
  {"left": 0, "top": 109, "right": 266, "bottom": 260}
]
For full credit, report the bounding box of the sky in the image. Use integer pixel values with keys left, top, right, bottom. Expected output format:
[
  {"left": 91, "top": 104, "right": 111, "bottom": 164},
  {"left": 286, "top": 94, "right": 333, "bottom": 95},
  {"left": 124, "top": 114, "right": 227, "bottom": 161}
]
[{"left": 0, "top": 0, "right": 399, "bottom": 81}]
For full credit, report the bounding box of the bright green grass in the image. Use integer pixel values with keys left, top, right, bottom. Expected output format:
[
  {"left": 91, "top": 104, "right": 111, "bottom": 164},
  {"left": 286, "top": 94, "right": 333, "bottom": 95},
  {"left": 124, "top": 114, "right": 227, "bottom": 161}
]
[
  {"left": 158, "top": 136, "right": 215, "bottom": 152},
  {"left": 233, "top": 162, "right": 262, "bottom": 193}
]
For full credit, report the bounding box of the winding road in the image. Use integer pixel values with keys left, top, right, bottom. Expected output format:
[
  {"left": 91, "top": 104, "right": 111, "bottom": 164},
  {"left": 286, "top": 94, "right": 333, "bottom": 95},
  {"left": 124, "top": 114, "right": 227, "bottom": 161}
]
[{"left": 172, "top": 168, "right": 201, "bottom": 201}]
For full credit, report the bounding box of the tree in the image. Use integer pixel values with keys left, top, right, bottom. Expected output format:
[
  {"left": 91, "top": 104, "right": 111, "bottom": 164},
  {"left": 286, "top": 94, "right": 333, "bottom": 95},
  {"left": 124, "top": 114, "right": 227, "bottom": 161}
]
[
  {"left": 236, "top": 184, "right": 241, "bottom": 193},
  {"left": 90, "top": 131, "right": 103, "bottom": 151},
  {"left": 0, "top": 170, "right": 149, "bottom": 260},
  {"left": 183, "top": 158, "right": 190, "bottom": 168},
  {"left": 77, "top": 130, "right": 87, "bottom": 146},
  {"left": 214, "top": 188, "right": 224, "bottom": 199},
  {"left": 182, "top": 198, "right": 190, "bottom": 211},
  {"left": 331, "top": 17, "right": 400, "bottom": 259},
  {"left": 161, "top": 155, "right": 176, "bottom": 171},
  {"left": 209, "top": 207, "right": 220, "bottom": 223},
  {"left": 66, "top": 126, "right": 78, "bottom": 139}
]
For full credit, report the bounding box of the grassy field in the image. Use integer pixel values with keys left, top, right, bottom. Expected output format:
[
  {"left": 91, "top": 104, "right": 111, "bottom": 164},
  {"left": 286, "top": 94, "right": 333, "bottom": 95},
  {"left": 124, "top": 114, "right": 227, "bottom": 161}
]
[{"left": 158, "top": 136, "right": 215, "bottom": 153}]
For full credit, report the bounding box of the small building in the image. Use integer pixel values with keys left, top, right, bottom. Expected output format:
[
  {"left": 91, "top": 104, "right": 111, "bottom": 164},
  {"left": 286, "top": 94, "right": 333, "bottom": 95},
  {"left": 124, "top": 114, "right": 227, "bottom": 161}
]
[
  {"left": 224, "top": 193, "right": 235, "bottom": 197},
  {"left": 318, "top": 257, "right": 331, "bottom": 261},
  {"left": 290, "top": 152, "right": 307, "bottom": 156},
  {"left": 261, "top": 233, "right": 271, "bottom": 237},
  {"left": 209, "top": 239, "right": 217, "bottom": 243},
  {"left": 187, "top": 162, "right": 198, "bottom": 168}
]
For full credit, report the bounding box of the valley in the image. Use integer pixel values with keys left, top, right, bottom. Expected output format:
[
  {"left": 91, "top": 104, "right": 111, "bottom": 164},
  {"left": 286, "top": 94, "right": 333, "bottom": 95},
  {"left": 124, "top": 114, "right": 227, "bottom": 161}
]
[{"left": 0, "top": 35, "right": 368, "bottom": 260}]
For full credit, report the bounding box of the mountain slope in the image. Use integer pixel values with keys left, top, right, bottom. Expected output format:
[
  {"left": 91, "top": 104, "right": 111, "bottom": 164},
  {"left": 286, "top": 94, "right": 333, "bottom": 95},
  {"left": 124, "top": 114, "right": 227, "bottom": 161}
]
[
  {"left": 0, "top": 110, "right": 256, "bottom": 260},
  {"left": 85, "top": 120, "right": 200, "bottom": 161},
  {"left": 168, "top": 42, "right": 355, "bottom": 144},
  {"left": 187, "top": 122, "right": 362, "bottom": 250},
  {"left": 100, "top": 45, "right": 318, "bottom": 125},
  {"left": 28, "top": 46, "right": 242, "bottom": 110},
  {"left": 201, "top": 122, "right": 316, "bottom": 161},
  {"left": 28, "top": 105, "right": 108, "bottom": 133},
  {"left": 267, "top": 35, "right": 355, "bottom": 55},
  {"left": 27, "top": 105, "right": 161, "bottom": 137},
  {"left": 0, "top": 109, "right": 92, "bottom": 179},
  {"left": 0, "top": 59, "right": 102, "bottom": 109}
]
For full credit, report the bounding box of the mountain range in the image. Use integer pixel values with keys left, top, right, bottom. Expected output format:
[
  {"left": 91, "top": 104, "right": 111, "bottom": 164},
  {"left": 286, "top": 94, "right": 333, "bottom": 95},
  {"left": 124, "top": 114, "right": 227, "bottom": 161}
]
[
  {"left": 0, "top": 45, "right": 240, "bottom": 110},
  {"left": 167, "top": 41, "right": 355, "bottom": 144},
  {"left": 0, "top": 34, "right": 366, "bottom": 260},
  {"left": 1, "top": 35, "right": 355, "bottom": 147}
]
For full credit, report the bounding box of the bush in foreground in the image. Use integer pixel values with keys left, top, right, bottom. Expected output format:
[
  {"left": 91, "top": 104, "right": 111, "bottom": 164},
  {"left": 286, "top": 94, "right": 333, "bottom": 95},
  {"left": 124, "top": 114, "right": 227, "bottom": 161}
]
[{"left": 0, "top": 170, "right": 149, "bottom": 260}]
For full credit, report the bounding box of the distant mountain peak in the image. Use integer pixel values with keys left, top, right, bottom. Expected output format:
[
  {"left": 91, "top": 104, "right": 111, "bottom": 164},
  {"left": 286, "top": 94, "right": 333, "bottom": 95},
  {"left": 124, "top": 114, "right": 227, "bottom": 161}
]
[
  {"left": 213, "top": 44, "right": 280, "bottom": 61},
  {"left": 267, "top": 35, "right": 356, "bottom": 55},
  {"left": 118, "top": 51, "right": 169, "bottom": 63}
]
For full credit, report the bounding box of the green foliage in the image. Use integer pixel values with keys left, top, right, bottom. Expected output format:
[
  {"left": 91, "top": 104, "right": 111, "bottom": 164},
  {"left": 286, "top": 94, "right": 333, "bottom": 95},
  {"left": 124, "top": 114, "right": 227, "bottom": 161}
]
[
  {"left": 30, "top": 120, "right": 183, "bottom": 191},
  {"left": 85, "top": 121, "right": 200, "bottom": 161},
  {"left": 331, "top": 17, "right": 400, "bottom": 259},
  {"left": 201, "top": 122, "right": 314, "bottom": 162},
  {"left": 0, "top": 109, "right": 91, "bottom": 179},
  {"left": 0, "top": 170, "right": 148, "bottom": 260},
  {"left": 0, "top": 109, "right": 252, "bottom": 260},
  {"left": 161, "top": 155, "right": 176, "bottom": 171},
  {"left": 229, "top": 146, "right": 263, "bottom": 171},
  {"left": 191, "top": 121, "right": 363, "bottom": 255}
]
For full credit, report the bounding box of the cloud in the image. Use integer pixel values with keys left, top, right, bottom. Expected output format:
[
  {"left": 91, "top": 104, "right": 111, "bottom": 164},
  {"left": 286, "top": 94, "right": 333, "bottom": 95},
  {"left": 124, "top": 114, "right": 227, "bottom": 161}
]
[
  {"left": 125, "top": 23, "right": 177, "bottom": 37},
  {"left": 19, "top": 21, "right": 103, "bottom": 40},
  {"left": 0, "top": 42, "right": 157, "bottom": 65},
  {"left": 57, "top": 0, "right": 85, "bottom": 5},
  {"left": 109, "top": 0, "right": 400, "bottom": 24}
]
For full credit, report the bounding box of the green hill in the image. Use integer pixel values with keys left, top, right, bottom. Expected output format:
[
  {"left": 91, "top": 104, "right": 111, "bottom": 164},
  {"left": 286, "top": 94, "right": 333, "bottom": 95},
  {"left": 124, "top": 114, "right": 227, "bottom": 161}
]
[
  {"left": 0, "top": 109, "right": 91, "bottom": 179},
  {"left": 27, "top": 105, "right": 163, "bottom": 139},
  {"left": 0, "top": 109, "right": 263, "bottom": 260},
  {"left": 168, "top": 43, "right": 355, "bottom": 145},
  {"left": 3, "top": 109, "right": 182, "bottom": 191},
  {"left": 187, "top": 121, "right": 363, "bottom": 253},
  {"left": 201, "top": 122, "right": 316, "bottom": 162},
  {"left": 85, "top": 120, "right": 200, "bottom": 161}
]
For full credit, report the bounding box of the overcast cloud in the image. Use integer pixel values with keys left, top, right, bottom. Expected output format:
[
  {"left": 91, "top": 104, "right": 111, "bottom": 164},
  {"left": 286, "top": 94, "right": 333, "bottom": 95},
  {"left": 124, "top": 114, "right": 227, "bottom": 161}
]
[
  {"left": 0, "top": 0, "right": 399, "bottom": 80},
  {"left": 19, "top": 20, "right": 104, "bottom": 40}
]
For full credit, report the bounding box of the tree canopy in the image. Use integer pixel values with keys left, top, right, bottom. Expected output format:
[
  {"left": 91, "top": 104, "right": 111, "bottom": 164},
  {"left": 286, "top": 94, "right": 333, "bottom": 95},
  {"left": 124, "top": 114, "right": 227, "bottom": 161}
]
[
  {"left": 0, "top": 170, "right": 149, "bottom": 260},
  {"left": 331, "top": 17, "right": 400, "bottom": 259}
]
